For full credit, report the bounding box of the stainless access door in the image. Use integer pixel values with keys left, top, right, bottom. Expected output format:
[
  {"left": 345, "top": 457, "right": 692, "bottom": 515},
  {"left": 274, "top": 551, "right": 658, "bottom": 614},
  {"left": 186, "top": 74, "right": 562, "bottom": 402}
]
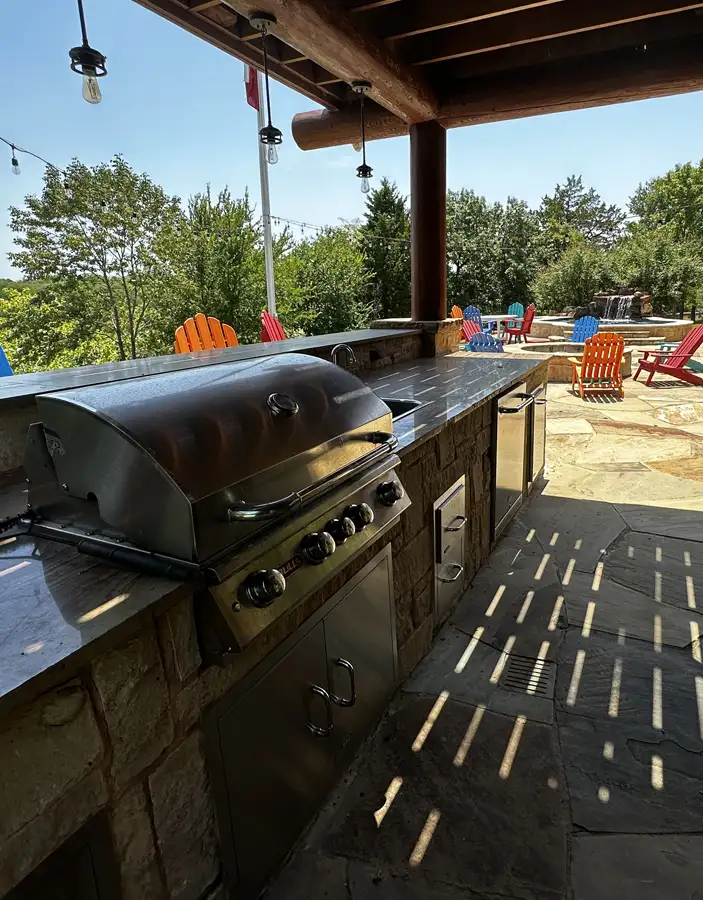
[
  {"left": 530, "top": 384, "right": 547, "bottom": 487},
  {"left": 434, "top": 477, "right": 467, "bottom": 623},
  {"left": 324, "top": 547, "right": 396, "bottom": 767},
  {"left": 493, "top": 384, "right": 532, "bottom": 538},
  {"left": 217, "top": 623, "right": 335, "bottom": 899}
]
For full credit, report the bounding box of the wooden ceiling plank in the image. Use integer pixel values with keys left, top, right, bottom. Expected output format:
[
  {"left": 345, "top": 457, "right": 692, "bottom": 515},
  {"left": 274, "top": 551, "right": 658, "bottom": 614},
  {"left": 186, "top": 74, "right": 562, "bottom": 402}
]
[
  {"left": 348, "top": 0, "right": 405, "bottom": 11},
  {"left": 224, "top": 0, "right": 438, "bottom": 121},
  {"left": 369, "top": 0, "right": 567, "bottom": 41},
  {"left": 188, "top": 0, "right": 222, "bottom": 11},
  {"left": 401, "top": 0, "right": 703, "bottom": 65},
  {"left": 133, "top": 0, "right": 340, "bottom": 108},
  {"left": 442, "top": 10, "right": 703, "bottom": 79}
]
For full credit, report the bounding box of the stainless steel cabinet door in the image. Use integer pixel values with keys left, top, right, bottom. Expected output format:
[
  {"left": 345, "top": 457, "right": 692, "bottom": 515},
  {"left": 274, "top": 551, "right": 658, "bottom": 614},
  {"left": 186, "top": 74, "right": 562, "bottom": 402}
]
[
  {"left": 217, "top": 623, "right": 335, "bottom": 898},
  {"left": 494, "top": 385, "right": 529, "bottom": 537},
  {"left": 531, "top": 385, "right": 547, "bottom": 483},
  {"left": 324, "top": 549, "right": 396, "bottom": 765}
]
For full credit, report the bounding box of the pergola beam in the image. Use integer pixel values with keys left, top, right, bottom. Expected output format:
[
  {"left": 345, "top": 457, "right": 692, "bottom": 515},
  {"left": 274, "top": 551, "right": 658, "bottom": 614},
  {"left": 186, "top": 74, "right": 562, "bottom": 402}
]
[
  {"left": 292, "top": 34, "right": 703, "bottom": 148},
  {"left": 366, "top": 0, "right": 568, "bottom": 41},
  {"left": 402, "top": 0, "right": 703, "bottom": 64},
  {"left": 225, "top": 0, "right": 439, "bottom": 121}
]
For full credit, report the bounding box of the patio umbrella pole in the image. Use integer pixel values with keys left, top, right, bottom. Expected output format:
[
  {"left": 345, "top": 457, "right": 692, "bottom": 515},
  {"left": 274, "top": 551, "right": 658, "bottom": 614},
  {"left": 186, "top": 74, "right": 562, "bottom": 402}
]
[{"left": 255, "top": 69, "right": 277, "bottom": 317}]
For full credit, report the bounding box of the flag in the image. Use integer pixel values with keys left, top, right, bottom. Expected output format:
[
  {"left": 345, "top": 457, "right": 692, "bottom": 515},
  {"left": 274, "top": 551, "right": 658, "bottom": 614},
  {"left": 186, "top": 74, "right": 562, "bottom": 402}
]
[{"left": 244, "top": 64, "right": 260, "bottom": 111}]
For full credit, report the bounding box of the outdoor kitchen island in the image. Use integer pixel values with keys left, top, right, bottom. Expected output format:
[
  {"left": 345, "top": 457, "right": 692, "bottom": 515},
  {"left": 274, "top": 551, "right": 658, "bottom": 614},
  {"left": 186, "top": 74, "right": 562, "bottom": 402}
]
[{"left": 0, "top": 347, "right": 547, "bottom": 900}]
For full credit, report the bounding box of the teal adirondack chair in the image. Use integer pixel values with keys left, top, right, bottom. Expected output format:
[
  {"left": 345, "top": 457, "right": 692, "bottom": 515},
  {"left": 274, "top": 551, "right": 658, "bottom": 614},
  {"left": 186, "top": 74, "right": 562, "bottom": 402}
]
[{"left": 506, "top": 302, "right": 524, "bottom": 330}]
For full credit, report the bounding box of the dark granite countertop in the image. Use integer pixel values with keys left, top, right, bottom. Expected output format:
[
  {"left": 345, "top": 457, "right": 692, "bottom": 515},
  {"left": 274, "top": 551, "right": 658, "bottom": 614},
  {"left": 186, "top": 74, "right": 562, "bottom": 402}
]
[
  {"left": 0, "top": 352, "right": 545, "bottom": 714},
  {"left": 362, "top": 352, "right": 546, "bottom": 453},
  {"left": 0, "top": 328, "right": 421, "bottom": 407}
]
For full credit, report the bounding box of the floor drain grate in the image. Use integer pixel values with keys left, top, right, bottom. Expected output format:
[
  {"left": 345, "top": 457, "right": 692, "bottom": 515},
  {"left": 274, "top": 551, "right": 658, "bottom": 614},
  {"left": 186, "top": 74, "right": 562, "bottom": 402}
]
[{"left": 501, "top": 655, "right": 554, "bottom": 697}]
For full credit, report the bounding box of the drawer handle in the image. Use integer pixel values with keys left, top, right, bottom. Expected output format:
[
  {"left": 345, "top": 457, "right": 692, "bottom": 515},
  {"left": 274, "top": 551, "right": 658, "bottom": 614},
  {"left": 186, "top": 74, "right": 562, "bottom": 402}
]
[
  {"left": 445, "top": 515, "right": 467, "bottom": 533},
  {"left": 438, "top": 563, "right": 464, "bottom": 584},
  {"left": 331, "top": 658, "right": 357, "bottom": 708},
  {"left": 498, "top": 394, "right": 534, "bottom": 414},
  {"left": 307, "top": 684, "right": 334, "bottom": 737}
]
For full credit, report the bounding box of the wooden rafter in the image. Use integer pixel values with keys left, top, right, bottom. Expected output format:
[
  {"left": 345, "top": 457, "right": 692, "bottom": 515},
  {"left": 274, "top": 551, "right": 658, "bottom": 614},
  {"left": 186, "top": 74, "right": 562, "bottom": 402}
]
[
  {"left": 443, "top": 10, "right": 703, "bottom": 79},
  {"left": 133, "top": 0, "right": 346, "bottom": 107},
  {"left": 224, "top": 0, "right": 439, "bottom": 121},
  {"left": 400, "top": 0, "right": 703, "bottom": 65}
]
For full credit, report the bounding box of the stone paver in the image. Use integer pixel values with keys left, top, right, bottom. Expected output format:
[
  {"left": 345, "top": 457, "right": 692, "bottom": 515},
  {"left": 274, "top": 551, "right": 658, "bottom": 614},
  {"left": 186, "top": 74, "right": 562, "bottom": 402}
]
[
  {"left": 572, "top": 835, "right": 703, "bottom": 900},
  {"left": 270, "top": 375, "right": 703, "bottom": 900}
]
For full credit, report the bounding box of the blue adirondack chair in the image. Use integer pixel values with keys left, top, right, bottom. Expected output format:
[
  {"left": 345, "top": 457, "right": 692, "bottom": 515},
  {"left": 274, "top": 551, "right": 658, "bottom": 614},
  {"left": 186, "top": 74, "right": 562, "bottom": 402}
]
[
  {"left": 466, "top": 332, "right": 504, "bottom": 353},
  {"left": 0, "top": 346, "right": 13, "bottom": 377},
  {"left": 506, "top": 302, "right": 524, "bottom": 330},
  {"left": 571, "top": 316, "right": 599, "bottom": 342},
  {"left": 463, "top": 305, "right": 492, "bottom": 333}
]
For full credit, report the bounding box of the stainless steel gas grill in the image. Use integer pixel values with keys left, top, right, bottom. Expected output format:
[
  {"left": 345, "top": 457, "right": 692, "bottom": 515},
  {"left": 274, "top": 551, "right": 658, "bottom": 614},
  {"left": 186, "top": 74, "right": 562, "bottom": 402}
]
[{"left": 23, "top": 353, "right": 409, "bottom": 650}]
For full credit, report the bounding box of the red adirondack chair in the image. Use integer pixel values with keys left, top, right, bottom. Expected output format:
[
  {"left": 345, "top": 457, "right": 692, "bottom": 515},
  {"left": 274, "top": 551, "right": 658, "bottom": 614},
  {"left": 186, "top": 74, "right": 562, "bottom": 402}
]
[
  {"left": 261, "top": 310, "right": 287, "bottom": 342},
  {"left": 634, "top": 324, "right": 703, "bottom": 386},
  {"left": 461, "top": 319, "right": 481, "bottom": 343},
  {"left": 503, "top": 303, "right": 536, "bottom": 343}
]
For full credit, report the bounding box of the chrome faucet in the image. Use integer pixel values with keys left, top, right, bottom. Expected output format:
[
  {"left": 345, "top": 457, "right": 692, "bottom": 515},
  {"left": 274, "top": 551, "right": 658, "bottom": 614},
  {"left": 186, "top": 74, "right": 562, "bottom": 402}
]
[{"left": 331, "top": 344, "right": 357, "bottom": 368}]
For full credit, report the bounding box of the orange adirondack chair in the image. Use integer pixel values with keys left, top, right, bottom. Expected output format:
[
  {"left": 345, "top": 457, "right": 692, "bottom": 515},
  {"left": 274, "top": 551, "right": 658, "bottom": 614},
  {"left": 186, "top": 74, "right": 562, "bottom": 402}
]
[
  {"left": 261, "top": 310, "right": 287, "bottom": 342},
  {"left": 450, "top": 305, "right": 463, "bottom": 319},
  {"left": 634, "top": 324, "right": 703, "bottom": 387},
  {"left": 174, "top": 313, "right": 239, "bottom": 353},
  {"left": 461, "top": 319, "right": 481, "bottom": 343},
  {"left": 570, "top": 333, "right": 625, "bottom": 399}
]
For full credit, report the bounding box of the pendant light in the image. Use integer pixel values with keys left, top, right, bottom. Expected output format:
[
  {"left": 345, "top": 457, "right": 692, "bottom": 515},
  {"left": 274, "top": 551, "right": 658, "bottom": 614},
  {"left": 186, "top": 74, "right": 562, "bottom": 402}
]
[
  {"left": 351, "top": 81, "right": 373, "bottom": 194},
  {"left": 10, "top": 145, "right": 20, "bottom": 176},
  {"left": 69, "top": 0, "right": 107, "bottom": 105},
  {"left": 250, "top": 13, "right": 283, "bottom": 165}
]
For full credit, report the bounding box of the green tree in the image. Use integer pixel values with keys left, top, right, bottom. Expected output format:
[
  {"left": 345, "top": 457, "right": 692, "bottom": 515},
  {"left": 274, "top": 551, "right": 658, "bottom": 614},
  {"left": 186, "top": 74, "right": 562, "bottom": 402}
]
[
  {"left": 0, "top": 283, "right": 114, "bottom": 373},
  {"left": 9, "top": 156, "right": 183, "bottom": 360},
  {"left": 532, "top": 240, "right": 615, "bottom": 312},
  {"left": 539, "top": 175, "right": 625, "bottom": 260},
  {"left": 446, "top": 189, "right": 503, "bottom": 312},
  {"left": 283, "top": 227, "right": 372, "bottom": 335},
  {"left": 495, "top": 197, "right": 542, "bottom": 306},
  {"left": 612, "top": 228, "right": 703, "bottom": 319},
  {"left": 360, "top": 178, "right": 411, "bottom": 318},
  {"left": 629, "top": 161, "right": 703, "bottom": 245}
]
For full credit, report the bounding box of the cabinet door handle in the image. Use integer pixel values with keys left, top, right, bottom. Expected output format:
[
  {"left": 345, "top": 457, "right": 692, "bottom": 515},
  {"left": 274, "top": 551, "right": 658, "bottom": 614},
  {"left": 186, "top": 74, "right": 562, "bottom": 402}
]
[
  {"left": 331, "top": 658, "right": 357, "bottom": 708},
  {"left": 445, "top": 514, "right": 467, "bottom": 533},
  {"left": 438, "top": 563, "right": 464, "bottom": 584},
  {"left": 307, "top": 684, "right": 334, "bottom": 737}
]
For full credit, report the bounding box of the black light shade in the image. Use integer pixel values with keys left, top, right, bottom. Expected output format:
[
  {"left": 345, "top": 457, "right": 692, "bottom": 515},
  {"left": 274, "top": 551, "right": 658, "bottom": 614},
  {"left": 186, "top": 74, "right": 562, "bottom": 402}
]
[
  {"left": 70, "top": 0, "right": 106, "bottom": 104},
  {"left": 259, "top": 123, "right": 283, "bottom": 146}
]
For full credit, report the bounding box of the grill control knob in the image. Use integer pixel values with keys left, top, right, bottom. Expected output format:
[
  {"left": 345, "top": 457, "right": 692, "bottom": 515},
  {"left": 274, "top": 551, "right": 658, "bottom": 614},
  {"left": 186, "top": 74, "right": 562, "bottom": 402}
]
[
  {"left": 301, "top": 531, "right": 336, "bottom": 565},
  {"left": 239, "top": 569, "right": 286, "bottom": 608},
  {"left": 325, "top": 516, "right": 356, "bottom": 546},
  {"left": 376, "top": 480, "right": 405, "bottom": 507},
  {"left": 343, "top": 502, "right": 374, "bottom": 532}
]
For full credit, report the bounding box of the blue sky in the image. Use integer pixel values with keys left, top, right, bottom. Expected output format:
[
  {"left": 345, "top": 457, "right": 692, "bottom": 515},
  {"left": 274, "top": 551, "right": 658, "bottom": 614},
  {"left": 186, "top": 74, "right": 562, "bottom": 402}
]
[{"left": 2, "top": 0, "right": 703, "bottom": 278}]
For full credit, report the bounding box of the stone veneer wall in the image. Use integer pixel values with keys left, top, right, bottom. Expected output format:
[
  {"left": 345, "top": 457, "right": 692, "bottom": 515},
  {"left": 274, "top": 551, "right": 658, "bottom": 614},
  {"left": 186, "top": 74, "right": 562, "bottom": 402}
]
[{"left": 0, "top": 398, "right": 493, "bottom": 900}]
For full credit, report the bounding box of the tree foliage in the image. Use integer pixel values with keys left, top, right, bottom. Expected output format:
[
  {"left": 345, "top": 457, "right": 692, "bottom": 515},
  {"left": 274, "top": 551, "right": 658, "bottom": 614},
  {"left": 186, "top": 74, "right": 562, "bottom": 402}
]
[
  {"left": 630, "top": 161, "right": 703, "bottom": 245},
  {"left": 532, "top": 240, "right": 615, "bottom": 313},
  {"left": 360, "top": 178, "right": 411, "bottom": 319},
  {"left": 9, "top": 156, "right": 182, "bottom": 360},
  {"left": 539, "top": 175, "right": 625, "bottom": 260}
]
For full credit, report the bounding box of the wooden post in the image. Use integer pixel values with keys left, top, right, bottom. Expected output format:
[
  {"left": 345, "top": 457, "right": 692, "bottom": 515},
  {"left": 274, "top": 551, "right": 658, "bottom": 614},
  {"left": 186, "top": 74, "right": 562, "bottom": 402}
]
[{"left": 411, "top": 120, "right": 446, "bottom": 322}]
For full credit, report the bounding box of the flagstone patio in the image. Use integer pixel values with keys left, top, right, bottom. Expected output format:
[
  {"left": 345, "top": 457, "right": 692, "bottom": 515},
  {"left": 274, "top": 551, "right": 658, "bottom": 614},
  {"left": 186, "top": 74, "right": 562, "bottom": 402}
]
[{"left": 266, "top": 370, "right": 703, "bottom": 900}]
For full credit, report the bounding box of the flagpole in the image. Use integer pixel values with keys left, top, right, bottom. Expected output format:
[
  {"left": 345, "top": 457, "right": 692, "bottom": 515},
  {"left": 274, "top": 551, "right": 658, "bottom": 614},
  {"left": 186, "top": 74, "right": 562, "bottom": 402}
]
[{"left": 255, "top": 69, "right": 277, "bottom": 317}]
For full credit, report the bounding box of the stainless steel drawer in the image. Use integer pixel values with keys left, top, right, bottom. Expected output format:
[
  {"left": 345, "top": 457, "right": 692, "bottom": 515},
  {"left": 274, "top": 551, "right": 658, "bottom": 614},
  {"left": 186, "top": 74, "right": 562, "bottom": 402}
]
[{"left": 434, "top": 477, "right": 466, "bottom": 623}]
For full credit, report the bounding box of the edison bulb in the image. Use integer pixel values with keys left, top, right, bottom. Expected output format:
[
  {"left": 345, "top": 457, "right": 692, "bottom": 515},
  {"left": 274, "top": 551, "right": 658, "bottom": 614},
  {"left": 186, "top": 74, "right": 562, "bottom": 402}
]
[
  {"left": 267, "top": 144, "right": 278, "bottom": 165},
  {"left": 360, "top": 176, "right": 371, "bottom": 194},
  {"left": 82, "top": 68, "right": 102, "bottom": 104},
  {"left": 11, "top": 157, "right": 20, "bottom": 176}
]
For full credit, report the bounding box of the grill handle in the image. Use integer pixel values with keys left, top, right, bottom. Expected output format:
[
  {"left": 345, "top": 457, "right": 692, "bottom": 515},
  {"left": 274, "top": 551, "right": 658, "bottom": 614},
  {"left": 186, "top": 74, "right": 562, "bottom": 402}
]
[{"left": 226, "top": 432, "right": 398, "bottom": 523}]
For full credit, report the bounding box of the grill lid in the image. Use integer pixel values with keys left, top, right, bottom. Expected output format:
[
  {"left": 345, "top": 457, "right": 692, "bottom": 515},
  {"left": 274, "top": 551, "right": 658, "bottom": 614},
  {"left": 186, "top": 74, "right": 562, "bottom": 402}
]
[{"left": 28, "top": 353, "right": 393, "bottom": 562}]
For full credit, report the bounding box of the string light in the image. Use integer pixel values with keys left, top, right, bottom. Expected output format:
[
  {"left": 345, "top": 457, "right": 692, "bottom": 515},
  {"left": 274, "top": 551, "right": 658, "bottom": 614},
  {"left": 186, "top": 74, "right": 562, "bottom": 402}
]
[
  {"left": 10, "top": 145, "right": 20, "bottom": 176},
  {"left": 351, "top": 81, "right": 373, "bottom": 194},
  {"left": 69, "top": 0, "right": 107, "bottom": 105},
  {"left": 250, "top": 13, "right": 282, "bottom": 165}
]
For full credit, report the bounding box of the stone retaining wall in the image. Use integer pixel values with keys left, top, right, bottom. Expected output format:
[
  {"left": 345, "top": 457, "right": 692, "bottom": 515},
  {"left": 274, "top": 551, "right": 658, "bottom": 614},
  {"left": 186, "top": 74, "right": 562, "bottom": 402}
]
[{"left": 0, "top": 396, "right": 495, "bottom": 900}]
